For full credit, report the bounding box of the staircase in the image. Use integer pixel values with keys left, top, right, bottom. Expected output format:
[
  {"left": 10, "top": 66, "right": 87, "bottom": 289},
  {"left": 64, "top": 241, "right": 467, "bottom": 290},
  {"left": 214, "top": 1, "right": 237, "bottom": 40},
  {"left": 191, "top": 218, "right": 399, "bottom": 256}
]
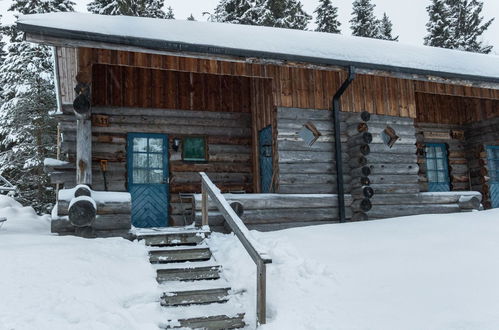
[{"left": 137, "top": 228, "right": 247, "bottom": 329}]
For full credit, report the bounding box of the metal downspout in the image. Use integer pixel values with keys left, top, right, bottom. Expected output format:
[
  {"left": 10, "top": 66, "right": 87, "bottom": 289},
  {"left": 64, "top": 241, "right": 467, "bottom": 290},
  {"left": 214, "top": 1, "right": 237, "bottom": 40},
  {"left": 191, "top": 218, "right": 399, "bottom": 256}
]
[{"left": 333, "top": 66, "right": 356, "bottom": 223}]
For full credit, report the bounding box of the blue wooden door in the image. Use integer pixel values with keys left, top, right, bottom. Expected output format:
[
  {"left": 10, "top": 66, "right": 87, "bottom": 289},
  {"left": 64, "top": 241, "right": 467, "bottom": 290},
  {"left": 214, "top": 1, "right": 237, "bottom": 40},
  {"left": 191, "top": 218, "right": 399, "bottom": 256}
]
[
  {"left": 259, "top": 126, "right": 273, "bottom": 193},
  {"left": 127, "top": 133, "right": 169, "bottom": 228},
  {"left": 426, "top": 143, "right": 450, "bottom": 192},
  {"left": 486, "top": 146, "right": 499, "bottom": 208}
]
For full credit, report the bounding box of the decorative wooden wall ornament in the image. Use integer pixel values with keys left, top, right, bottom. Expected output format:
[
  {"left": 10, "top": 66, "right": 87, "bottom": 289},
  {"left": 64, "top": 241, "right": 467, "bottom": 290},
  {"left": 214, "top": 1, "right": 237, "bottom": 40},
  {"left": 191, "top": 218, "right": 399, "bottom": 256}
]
[
  {"left": 92, "top": 114, "right": 110, "bottom": 127},
  {"left": 298, "top": 122, "right": 321, "bottom": 147},
  {"left": 423, "top": 130, "right": 451, "bottom": 140},
  {"left": 382, "top": 126, "right": 400, "bottom": 148}
]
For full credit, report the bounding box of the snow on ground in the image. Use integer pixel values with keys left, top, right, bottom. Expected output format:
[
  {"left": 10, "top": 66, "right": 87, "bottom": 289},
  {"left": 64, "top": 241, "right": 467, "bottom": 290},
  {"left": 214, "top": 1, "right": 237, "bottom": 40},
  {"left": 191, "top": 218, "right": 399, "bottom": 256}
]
[
  {"left": 0, "top": 195, "right": 163, "bottom": 330},
  {"left": 208, "top": 209, "right": 499, "bottom": 330}
]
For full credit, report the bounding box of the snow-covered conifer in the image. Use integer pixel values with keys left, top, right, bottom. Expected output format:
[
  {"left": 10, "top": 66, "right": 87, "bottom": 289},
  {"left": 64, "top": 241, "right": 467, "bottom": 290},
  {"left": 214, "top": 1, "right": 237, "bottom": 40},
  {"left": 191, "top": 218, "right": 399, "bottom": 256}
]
[
  {"left": 87, "top": 0, "right": 168, "bottom": 18},
  {"left": 314, "top": 0, "right": 341, "bottom": 34},
  {"left": 350, "top": 0, "right": 379, "bottom": 38},
  {"left": 377, "top": 12, "right": 398, "bottom": 41},
  {"left": 165, "top": 6, "right": 174, "bottom": 19}
]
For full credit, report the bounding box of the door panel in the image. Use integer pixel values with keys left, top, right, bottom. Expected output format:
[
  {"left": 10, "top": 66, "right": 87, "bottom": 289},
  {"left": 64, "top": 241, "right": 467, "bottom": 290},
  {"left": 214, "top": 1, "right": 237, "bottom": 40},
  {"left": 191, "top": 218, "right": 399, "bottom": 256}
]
[
  {"left": 426, "top": 143, "right": 450, "bottom": 192},
  {"left": 259, "top": 126, "right": 273, "bottom": 193},
  {"left": 127, "top": 133, "right": 169, "bottom": 227},
  {"left": 486, "top": 146, "right": 499, "bottom": 208}
]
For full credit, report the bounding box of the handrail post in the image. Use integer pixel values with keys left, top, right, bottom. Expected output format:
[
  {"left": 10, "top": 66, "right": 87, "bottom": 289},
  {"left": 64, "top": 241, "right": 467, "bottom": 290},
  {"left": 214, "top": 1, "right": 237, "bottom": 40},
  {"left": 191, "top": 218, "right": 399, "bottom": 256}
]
[
  {"left": 256, "top": 261, "right": 267, "bottom": 324},
  {"left": 201, "top": 182, "right": 208, "bottom": 227}
]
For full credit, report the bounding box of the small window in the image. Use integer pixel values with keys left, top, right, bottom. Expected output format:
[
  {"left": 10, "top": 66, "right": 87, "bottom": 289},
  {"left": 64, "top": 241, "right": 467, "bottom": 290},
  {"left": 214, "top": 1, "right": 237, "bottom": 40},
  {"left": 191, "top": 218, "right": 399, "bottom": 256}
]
[{"left": 183, "top": 137, "right": 207, "bottom": 162}]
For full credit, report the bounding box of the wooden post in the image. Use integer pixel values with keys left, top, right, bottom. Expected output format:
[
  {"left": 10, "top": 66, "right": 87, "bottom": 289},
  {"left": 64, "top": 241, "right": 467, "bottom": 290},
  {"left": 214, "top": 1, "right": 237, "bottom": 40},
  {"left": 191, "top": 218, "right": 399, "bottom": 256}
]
[
  {"left": 76, "top": 115, "right": 92, "bottom": 185},
  {"left": 201, "top": 182, "right": 208, "bottom": 227},
  {"left": 257, "top": 260, "right": 267, "bottom": 325}
]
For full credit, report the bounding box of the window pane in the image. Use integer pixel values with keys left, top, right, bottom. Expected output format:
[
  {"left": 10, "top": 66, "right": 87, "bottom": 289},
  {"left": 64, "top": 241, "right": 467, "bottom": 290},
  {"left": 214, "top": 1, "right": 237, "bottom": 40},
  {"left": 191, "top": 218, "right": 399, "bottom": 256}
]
[
  {"left": 435, "top": 147, "right": 444, "bottom": 158},
  {"left": 133, "top": 137, "right": 148, "bottom": 152},
  {"left": 183, "top": 137, "right": 206, "bottom": 161},
  {"left": 150, "top": 169, "right": 163, "bottom": 183},
  {"left": 426, "top": 147, "right": 435, "bottom": 158},
  {"left": 133, "top": 169, "right": 148, "bottom": 184},
  {"left": 437, "top": 160, "right": 446, "bottom": 170},
  {"left": 428, "top": 171, "right": 437, "bottom": 182},
  {"left": 149, "top": 138, "right": 163, "bottom": 153},
  {"left": 149, "top": 154, "right": 163, "bottom": 168},
  {"left": 426, "top": 159, "right": 436, "bottom": 171},
  {"left": 133, "top": 153, "right": 148, "bottom": 168}
]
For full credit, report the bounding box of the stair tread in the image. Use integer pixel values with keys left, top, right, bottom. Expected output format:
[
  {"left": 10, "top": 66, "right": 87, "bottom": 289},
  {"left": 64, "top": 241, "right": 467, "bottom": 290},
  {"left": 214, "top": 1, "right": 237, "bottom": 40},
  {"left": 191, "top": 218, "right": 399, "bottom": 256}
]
[
  {"left": 135, "top": 227, "right": 210, "bottom": 237},
  {"left": 147, "top": 244, "right": 209, "bottom": 252},
  {"left": 159, "top": 279, "right": 231, "bottom": 292},
  {"left": 154, "top": 259, "right": 220, "bottom": 270},
  {"left": 162, "top": 302, "right": 246, "bottom": 321}
]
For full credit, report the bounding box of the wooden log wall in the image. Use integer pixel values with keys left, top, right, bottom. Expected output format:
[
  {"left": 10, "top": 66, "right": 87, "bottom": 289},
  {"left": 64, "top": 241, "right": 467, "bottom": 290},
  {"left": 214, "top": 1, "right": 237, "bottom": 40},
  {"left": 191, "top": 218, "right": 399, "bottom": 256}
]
[
  {"left": 358, "top": 115, "right": 419, "bottom": 218},
  {"left": 464, "top": 117, "right": 499, "bottom": 208},
  {"left": 57, "top": 106, "right": 254, "bottom": 226},
  {"left": 275, "top": 107, "right": 350, "bottom": 194},
  {"left": 415, "top": 123, "right": 470, "bottom": 192}
]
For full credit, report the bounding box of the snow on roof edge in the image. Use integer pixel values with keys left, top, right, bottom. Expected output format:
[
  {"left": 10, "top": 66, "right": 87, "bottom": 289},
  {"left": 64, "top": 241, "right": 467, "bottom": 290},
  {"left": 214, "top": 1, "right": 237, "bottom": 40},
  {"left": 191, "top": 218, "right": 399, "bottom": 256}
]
[{"left": 16, "top": 12, "right": 499, "bottom": 84}]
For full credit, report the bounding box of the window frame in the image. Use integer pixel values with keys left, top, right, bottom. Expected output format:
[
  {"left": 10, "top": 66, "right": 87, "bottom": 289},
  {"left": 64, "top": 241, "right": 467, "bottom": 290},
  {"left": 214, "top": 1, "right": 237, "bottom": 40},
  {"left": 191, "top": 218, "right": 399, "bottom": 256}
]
[{"left": 182, "top": 136, "right": 208, "bottom": 163}]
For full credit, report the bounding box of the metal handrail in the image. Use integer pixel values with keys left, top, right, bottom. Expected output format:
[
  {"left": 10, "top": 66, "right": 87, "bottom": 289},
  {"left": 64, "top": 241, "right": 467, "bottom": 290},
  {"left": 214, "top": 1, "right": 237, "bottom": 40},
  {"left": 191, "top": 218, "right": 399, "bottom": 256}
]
[{"left": 199, "top": 172, "right": 272, "bottom": 325}]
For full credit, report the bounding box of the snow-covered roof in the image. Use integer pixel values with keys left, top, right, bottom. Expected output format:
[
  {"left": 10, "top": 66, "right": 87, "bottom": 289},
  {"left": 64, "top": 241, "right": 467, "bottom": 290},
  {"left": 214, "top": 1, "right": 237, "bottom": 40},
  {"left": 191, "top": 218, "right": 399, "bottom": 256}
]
[{"left": 17, "top": 12, "right": 499, "bottom": 84}]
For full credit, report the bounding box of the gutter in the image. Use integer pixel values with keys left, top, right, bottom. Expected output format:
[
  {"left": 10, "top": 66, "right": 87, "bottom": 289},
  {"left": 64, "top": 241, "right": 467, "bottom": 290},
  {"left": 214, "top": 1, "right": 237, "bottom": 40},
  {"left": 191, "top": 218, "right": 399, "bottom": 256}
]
[
  {"left": 333, "top": 66, "right": 356, "bottom": 223},
  {"left": 17, "top": 23, "right": 499, "bottom": 86}
]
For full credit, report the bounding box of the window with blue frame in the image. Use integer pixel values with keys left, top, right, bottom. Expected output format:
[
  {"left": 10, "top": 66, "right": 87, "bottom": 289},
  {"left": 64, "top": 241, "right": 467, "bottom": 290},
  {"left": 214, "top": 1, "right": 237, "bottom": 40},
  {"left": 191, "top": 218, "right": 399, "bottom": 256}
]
[
  {"left": 130, "top": 136, "right": 166, "bottom": 184},
  {"left": 486, "top": 146, "right": 499, "bottom": 208},
  {"left": 425, "top": 143, "right": 450, "bottom": 192}
]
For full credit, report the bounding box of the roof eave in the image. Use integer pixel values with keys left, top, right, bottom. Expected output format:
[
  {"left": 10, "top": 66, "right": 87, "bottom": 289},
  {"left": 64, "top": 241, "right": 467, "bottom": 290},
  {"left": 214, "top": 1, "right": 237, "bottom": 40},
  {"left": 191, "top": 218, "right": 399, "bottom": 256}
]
[{"left": 17, "top": 22, "right": 499, "bottom": 88}]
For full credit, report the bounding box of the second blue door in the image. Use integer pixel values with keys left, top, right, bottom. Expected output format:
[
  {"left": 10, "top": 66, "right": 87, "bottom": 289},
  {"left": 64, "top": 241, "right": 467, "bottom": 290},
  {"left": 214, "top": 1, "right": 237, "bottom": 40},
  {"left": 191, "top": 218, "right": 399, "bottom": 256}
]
[
  {"left": 259, "top": 126, "right": 273, "bottom": 193},
  {"left": 127, "top": 133, "right": 169, "bottom": 228},
  {"left": 486, "top": 146, "right": 499, "bottom": 208}
]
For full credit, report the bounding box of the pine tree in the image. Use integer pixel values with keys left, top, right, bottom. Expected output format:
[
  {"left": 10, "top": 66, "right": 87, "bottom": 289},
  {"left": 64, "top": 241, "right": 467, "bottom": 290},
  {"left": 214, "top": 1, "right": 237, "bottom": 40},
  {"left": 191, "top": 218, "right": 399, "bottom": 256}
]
[
  {"left": 424, "top": 0, "right": 452, "bottom": 48},
  {"left": 214, "top": 0, "right": 259, "bottom": 25},
  {"left": 187, "top": 13, "right": 196, "bottom": 21},
  {"left": 0, "top": 0, "right": 75, "bottom": 212},
  {"left": 350, "top": 0, "right": 379, "bottom": 38},
  {"left": 87, "top": 0, "right": 168, "bottom": 18},
  {"left": 425, "top": 0, "right": 493, "bottom": 53},
  {"left": 165, "top": 6, "right": 174, "bottom": 19},
  {"left": 377, "top": 12, "right": 398, "bottom": 41},
  {"left": 314, "top": 0, "right": 341, "bottom": 33},
  {"left": 257, "top": 0, "right": 311, "bottom": 30},
  {"left": 0, "top": 16, "right": 7, "bottom": 66}
]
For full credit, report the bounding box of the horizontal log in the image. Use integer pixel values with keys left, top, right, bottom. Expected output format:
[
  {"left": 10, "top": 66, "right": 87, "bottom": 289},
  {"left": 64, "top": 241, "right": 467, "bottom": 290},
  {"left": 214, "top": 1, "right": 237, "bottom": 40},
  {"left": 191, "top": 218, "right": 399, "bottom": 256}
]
[
  {"left": 370, "top": 183, "right": 420, "bottom": 194},
  {"left": 60, "top": 122, "right": 251, "bottom": 137},
  {"left": 370, "top": 192, "right": 482, "bottom": 205},
  {"left": 367, "top": 174, "right": 420, "bottom": 185},
  {"left": 351, "top": 186, "right": 375, "bottom": 199},
  {"left": 207, "top": 144, "right": 251, "bottom": 154},
  {"left": 350, "top": 166, "right": 371, "bottom": 177},
  {"left": 278, "top": 184, "right": 337, "bottom": 194},
  {"left": 277, "top": 135, "right": 348, "bottom": 143},
  {"left": 458, "top": 195, "right": 481, "bottom": 210},
  {"left": 278, "top": 162, "right": 336, "bottom": 174},
  {"left": 92, "top": 214, "right": 131, "bottom": 231},
  {"left": 368, "top": 163, "right": 419, "bottom": 175},
  {"left": 277, "top": 119, "right": 334, "bottom": 131},
  {"left": 193, "top": 193, "right": 354, "bottom": 211},
  {"left": 277, "top": 140, "right": 334, "bottom": 152},
  {"left": 348, "top": 144, "right": 370, "bottom": 156},
  {"left": 278, "top": 151, "right": 349, "bottom": 163},
  {"left": 369, "top": 114, "right": 414, "bottom": 126},
  {"left": 347, "top": 133, "right": 373, "bottom": 146},
  {"left": 58, "top": 197, "right": 131, "bottom": 216},
  {"left": 194, "top": 208, "right": 352, "bottom": 225},
  {"left": 368, "top": 144, "right": 416, "bottom": 154},
  {"left": 368, "top": 204, "right": 462, "bottom": 218},
  {"left": 363, "top": 122, "right": 416, "bottom": 135},
  {"left": 279, "top": 173, "right": 351, "bottom": 185},
  {"left": 370, "top": 134, "right": 416, "bottom": 145},
  {"left": 246, "top": 220, "right": 340, "bottom": 232},
  {"left": 365, "top": 153, "right": 418, "bottom": 164}
]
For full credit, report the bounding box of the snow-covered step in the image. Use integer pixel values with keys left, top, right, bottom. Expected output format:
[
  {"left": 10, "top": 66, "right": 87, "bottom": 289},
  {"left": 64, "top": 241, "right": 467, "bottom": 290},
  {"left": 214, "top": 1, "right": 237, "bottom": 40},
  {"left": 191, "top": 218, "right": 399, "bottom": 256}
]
[
  {"left": 138, "top": 230, "right": 210, "bottom": 247},
  {"left": 156, "top": 264, "right": 222, "bottom": 282},
  {"left": 161, "top": 313, "right": 246, "bottom": 329},
  {"left": 161, "top": 287, "right": 231, "bottom": 306},
  {"left": 149, "top": 246, "right": 212, "bottom": 264}
]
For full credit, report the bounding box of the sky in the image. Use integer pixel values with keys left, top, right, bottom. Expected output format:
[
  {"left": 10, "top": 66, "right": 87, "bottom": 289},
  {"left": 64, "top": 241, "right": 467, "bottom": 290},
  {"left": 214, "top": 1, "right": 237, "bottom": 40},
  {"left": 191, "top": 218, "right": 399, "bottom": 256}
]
[{"left": 0, "top": 0, "right": 498, "bottom": 54}]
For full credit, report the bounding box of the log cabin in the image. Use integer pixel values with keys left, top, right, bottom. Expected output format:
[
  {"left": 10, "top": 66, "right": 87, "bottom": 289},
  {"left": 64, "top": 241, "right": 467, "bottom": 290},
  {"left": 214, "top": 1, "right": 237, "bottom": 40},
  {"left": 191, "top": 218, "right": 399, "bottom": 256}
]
[{"left": 17, "top": 12, "right": 499, "bottom": 236}]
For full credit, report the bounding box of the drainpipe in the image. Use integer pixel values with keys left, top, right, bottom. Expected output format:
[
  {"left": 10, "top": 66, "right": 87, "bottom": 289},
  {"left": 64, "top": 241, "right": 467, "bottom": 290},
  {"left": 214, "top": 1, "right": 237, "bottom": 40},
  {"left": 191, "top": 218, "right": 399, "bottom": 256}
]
[{"left": 333, "top": 66, "right": 356, "bottom": 223}]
